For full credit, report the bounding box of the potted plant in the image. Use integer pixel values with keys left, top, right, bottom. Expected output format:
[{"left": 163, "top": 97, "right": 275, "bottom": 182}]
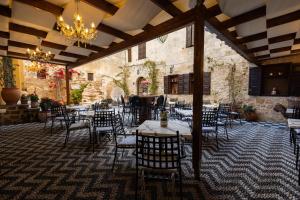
[
  {"left": 20, "top": 94, "right": 29, "bottom": 104},
  {"left": 40, "top": 97, "right": 52, "bottom": 112},
  {"left": 0, "top": 57, "right": 21, "bottom": 105},
  {"left": 242, "top": 104, "right": 258, "bottom": 121},
  {"left": 30, "top": 93, "right": 39, "bottom": 108}
]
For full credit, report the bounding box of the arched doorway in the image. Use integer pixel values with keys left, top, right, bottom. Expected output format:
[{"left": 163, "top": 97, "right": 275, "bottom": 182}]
[{"left": 137, "top": 77, "right": 148, "bottom": 95}]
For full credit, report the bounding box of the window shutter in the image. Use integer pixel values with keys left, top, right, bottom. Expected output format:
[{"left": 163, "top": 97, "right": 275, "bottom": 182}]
[
  {"left": 138, "top": 43, "right": 146, "bottom": 60},
  {"left": 164, "top": 76, "right": 169, "bottom": 94},
  {"left": 183, "top": 74, "right": 190, "bottom": 94},
  {"left": 186, "top": 25, "right": 194, "bottom": 48},
  {"left": 127, "top": 48, "right": 132, "bottom": 62},
  {"left": 178, "top": 75, "right": 184, "bottom": 94},
  {"left": 87, "top": 73, "right": 94, "bottom": 81},
  {"left": 248, "top": 67, "right": 262, "bottom": 96},
  {"left": 203, "top": 72, "right": 211, "bottom": 95}
]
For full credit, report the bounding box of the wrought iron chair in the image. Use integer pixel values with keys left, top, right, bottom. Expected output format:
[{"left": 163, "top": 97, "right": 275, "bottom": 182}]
[
  {"left": 153, "top": 95, "right": 164, "bottom": 120},
  {"left": 45, "top": 105, "right": 65, "bottom": 134},
  {"left": 92, "top": 110, "right": 115, "bottom": 143},
  {"left": 135, "top": 130, "right": 183, "bottom": 200},
  {"left": 121, "top": 95, "right": 131, "bottom": 123},
  {"left": 61, "top": 106, "right": 93, "bottom": 151},
  {"left": 111, "top": 113, "right": 136, "bottom": 171},
  {"left": 202, "top": 110, "right": 219, "bottom": 148}
]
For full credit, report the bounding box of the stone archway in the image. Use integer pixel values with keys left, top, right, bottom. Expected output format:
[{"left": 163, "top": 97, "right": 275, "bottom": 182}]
[{"left": 136, "top": 77, "right": 147, "bottom": 95}]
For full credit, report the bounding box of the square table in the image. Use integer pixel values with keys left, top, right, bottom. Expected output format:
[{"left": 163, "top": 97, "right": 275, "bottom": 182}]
[{"left": 134, "top": 120, "right": 191, "bottom": 139}]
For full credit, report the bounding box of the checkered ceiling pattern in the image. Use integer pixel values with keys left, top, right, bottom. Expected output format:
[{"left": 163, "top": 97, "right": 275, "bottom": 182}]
[{"left": 0, "top": 0, "right": 300, "bottom": 66}]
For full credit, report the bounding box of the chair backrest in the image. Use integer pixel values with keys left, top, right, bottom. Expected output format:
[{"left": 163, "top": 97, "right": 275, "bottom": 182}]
[
  {"left": 202, "top": 110, "right": 217, "bottom": 127},
  {"left": 130, "top": 95, "right": 141, "bottom": 107},
  {"left": 92, "top": 102, "right": 101, "bottom": 111},
  {"left": 51, "top": 105, "right": 63, "bottom": 116},
  {"left": 292, "top": 106, "right": 300, "bottom": 119},
  {"left": 93, "top": 110, "right": 114, "bottom": 128},
  {"left": 121, "top": 95, "right": 125, "bottom": 106},
  {"left": 112, "top": 114, "right": 126, "bottom": 142},
  {"left": 156, "top": 95, "right": 164, "bottom": 107},
  {"left": 136, "top": 130, "right": 181, "bottom": 169},
  {"left": 60, "top": 106, "right": 71, "bottom": 127},
  {"left": 218, "top": 103, "right": 231, "bottom": 114}
]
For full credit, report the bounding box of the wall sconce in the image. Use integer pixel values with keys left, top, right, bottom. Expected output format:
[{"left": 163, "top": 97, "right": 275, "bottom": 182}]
[
  {"left": 269, "top": 72, "right": 273, "bottom": 76},
  {"left": 170, "top": 65, "right": 174, "bottom": 74}
]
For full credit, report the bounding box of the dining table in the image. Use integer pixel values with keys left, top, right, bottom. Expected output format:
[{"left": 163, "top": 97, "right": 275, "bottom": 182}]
[
  {"left": 287, "top": 118, "right": 300, "bottom": 129},
  {"left": 133, "top": 120, "right": 191, "bottom": 140}
]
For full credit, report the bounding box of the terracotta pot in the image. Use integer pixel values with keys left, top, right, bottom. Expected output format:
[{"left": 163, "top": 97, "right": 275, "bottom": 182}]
[
  {"left": 31, "top": 101, "right": 39, "bottom": 108},
  {"left": 245, "top": 112, "right": 258, "bottom": 122},
  {"left": 1, "top": 88, "right": 21, "bottom": 105}
]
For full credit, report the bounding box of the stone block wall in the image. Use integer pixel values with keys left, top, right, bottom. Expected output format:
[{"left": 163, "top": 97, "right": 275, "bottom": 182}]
[{"left": 0, "top": 105, "right": 39, "bottom": 125}]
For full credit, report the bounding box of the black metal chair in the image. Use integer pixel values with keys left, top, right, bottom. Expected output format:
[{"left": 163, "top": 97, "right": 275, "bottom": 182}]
[
  {"left": 121, "top": 95, "right": 131, "bottom": 123},
  {"left": 46, "top": 105, "right": 65, "bottom": 134},
  {"left": 202, "top": 110, "right": 219, "bottom": 148},
  {"left": 291, "top": 107, "right": 300, "bottom": 154},
  {"left": 111, "top": 113, "right": 136, "bottom": 171},
  {"left": 130, "top": 95, "right": 141, "bottom": 126},
  {"left": 135, "top": 130, "right": 183, "bottom": 200},
  {"left": 61, "top": 106, "right": 93, "bottom": 151},
  {"left": 153, "top": 95, "right": 164, "bottom": 119},
  {"left": 92, "top": 110, "right": 115, "bottom": 143}
]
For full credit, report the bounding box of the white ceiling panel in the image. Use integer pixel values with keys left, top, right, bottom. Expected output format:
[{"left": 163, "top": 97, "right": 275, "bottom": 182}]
[
  {"left": 148, "top": 11, "right": 172, "bottom": 26},
  {"left": 255, "top": 50, "right": 270, "bottom": 56},
  {"left": 236, "top": 17, "right": 266, "bottom": 37},
  {"left": 12, "top": 1, "right": 56, "bottom": 31},
  {"left": 10, "top": 32, "right": 41, "bottom": 45},
  {"left": 8, "top": 46, "right": 27, "bottom": 54},
  {"left": 65, "top": 46, "right": 92, "bottom": 56},
  {"left": 54, "top": 54, "right": 77, "bottom": 62},
  {"left": 270, "top": 51, "right": 290, "bottom": 57},
  {"left": 0, "top": 16, "right": 9, "bottom": 31},
  {"left": 45, "top": 31, "right": 71, "bottom": 46},
  {"left": 90, "top": 31, "right": 115, "bottom": 47},
  {"left": 268, "top": 20, "right": 300, "bottom": 38},
  {"left": 61, "top": 1, "right": 105, "bottom": 28},
  {"left": 218, "top": 0, "right": 264, "bottom": 17},
  {"left": 269, "top": 40, "right": 293, "bottom": 50},
  {"left": 103, "top": 0, "right": 161, "bottom": 31},
  {"left": 246, "top": 39, "right": 268, "bottom": 49},
  {"left": 292, "top": 44, "right": 300, "bottom": 50},
  {"left": 267, "top": 0, "right": 300, "bottom": 19},
  {"left": 42, "top": 47, "right": 61, "bottom": 55},
  {"left": 0, "top": 38, "right": 7, "bottom": 46}
]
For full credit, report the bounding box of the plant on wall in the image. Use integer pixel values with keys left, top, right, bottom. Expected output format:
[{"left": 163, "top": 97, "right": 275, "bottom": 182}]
[
  {"left": 206, "top": 56, "right": 246, "bottom": 105},
  {"left": 70, "top": 83, "right": 88, "bottom": 104},
  {"left": 143, "top": 60, "right": 159, "bottom": 95},
  {"left": 110, "top": 65, "right": 130, "bottom": 96},
  {"left": 0, "top": 57, "right": 16, "bottom": 88}
]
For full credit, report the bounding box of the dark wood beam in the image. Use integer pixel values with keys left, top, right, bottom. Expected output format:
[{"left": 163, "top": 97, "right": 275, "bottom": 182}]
[
  {"left": 142, "top": 24, "right": 154, "bottom": 31},
  {"left": 267, "top": 9, "right": 300, "bottom": 28},
  {"left": 69, "top": 7, "right": 196, "bottom": 67},
  {"left": 237, "top": 31, "right": 267, "bottom": 44},
  {"left": 150, "top": 0, "right": 182, "bottom": 17},
  {"left": 206, "top": 4, "right": 222, "bottom": 18},
  {"left": 14, "top": 0, "right": 64, "bottom": 16},
  {"left": 259, "top": 52, "right": 300, "bottom": 64},
  {"left": 81, "top": 0, "right": 118, "bottom": 15},
  {"left": 247, "top": 45, "right": 268, "bottom": 53},
  {"left": 294, "top": 38, "right": 300, "bottom": 45},
  {"left": 59, "top": 51, "right": 88, "bottom": 59},
  {"left": 0, "top": 5, "right": 11, "bottom": 17},
  {"left": 255, "top": 54, "right": 270, "bottom": 60},
  {"left": 0, "top": 45, "right": 8, "bottom": 51},
  {"left": 9, "top": 23, "right": 48, "bottom": 38},
  {"left": 74, "top": 42, "right": 105, "bottom": 52},
  {"left": 192, "top": 1, "right": 204, "bottom": 180},
  {"left": 97, "top": 23, "right": 133, "bottom": 40},
  {"left": 291, "top": 49, "right": 300, "bottom": 54},
  {"left": 269, "top": 32, "right": 296, "bottom": 44},
  {"left": 0, "top": 31, "right": 9, "bottom": 39},
  {"left": 269, "top": 46, "right": 291, "bottom": 53},
  {"left": 8, "top": 40, "right": 36, "bottom": 49},
  {"left": 41, "top": 41, "right": 67, "bottom": 50},
  {"left": 229, "top": 30, "right": 238, "bottom": 38},
  {"left": 52, "top": 58, "right": 73, "bottom": 64},
  {"left": 7, "top": 51, "right": 27, "bottom": 57},
  {"left": 222, "top": 6, "right": 266, "bottom": 29}
]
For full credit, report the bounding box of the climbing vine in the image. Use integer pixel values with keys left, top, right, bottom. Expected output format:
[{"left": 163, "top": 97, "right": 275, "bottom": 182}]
[
  {"left": 111, "top": 65, "right": 130, "bottom": 96},
  {"left": 143, "top": 60, "right": 159, "bottom": 95}
]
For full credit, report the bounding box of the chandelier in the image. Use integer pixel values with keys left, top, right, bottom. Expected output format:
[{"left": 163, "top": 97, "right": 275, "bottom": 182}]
[
  {"left": 57, "top": 0, "right": 97, "bottom": 46},
  {"left": 26, "top": 46, "right": 53, "bottom": 62}
]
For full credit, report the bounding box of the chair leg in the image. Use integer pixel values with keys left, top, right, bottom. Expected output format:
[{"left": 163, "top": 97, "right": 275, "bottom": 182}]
[
  {"left": 215, "top": 132, "right": 219, "bottom": 149},
  {"left": 50, "top": 119, "right": 54, "bottom": 135},
  {"left": 135, "top": 167, "right": 138, "bottom": 200},
  {"left": 296, "top": 145, "right": 299, "bottom": 169},
  {"left": 290, "top": 130, "right": 293, "bottom": 145},
  {"left": 239, "top": 114, "right": 242, "bottom": 125},
  {"left": 178, "top": 166, "right": 183, "bottom": 200},
  {"left": 225, "top": 125, "right": 228, "bottom": 140},
  {"left": 43, "top": 115, "right": 48, "bottom": 129},
  {"left": 112, "top": 147, "right": 118, "bottom": 171},
  {"left": 64, "top": 130, "right": 70, "bottom": 146}
]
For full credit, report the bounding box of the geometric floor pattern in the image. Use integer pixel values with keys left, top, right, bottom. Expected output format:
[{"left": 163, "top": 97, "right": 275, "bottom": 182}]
[{"left": 0, "top": 122, "right": 299, "bottom": 200}]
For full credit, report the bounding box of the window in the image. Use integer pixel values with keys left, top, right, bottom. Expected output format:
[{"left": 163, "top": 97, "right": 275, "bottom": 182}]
[
  {"left": 128, "top": 48, "right": 132, "bottom": 62},
  {"left": 138, "top": 43, "right": 146, "bottom": 60},
  {"left": 87, "top": 73, "right": 94, "bottom": 81},
  {"left": 186, "top": 24, "right": 194, "bottom": 48}
]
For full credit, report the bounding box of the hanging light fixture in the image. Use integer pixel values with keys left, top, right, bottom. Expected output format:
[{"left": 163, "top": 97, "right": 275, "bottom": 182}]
[
  {"left": 56, "top": 0, "right": 97, "bottom": 46},
  {"left": 26, "top": 39, "right": 54, "bottom": 62}
]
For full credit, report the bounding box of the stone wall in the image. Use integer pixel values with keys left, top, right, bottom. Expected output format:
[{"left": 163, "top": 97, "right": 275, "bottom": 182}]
[{"left": 0, "top": 105, "right": 39, "bottom": 125}]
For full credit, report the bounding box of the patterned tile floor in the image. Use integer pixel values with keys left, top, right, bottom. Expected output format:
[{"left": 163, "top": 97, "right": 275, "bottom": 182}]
[{"left": 0, "top": 121, "right": 299, "bottom": 200}]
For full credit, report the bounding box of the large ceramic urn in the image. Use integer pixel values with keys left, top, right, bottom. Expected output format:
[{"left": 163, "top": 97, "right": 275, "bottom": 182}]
[{"left": 1, "top": 88, "right": 21, "bottom": 105}]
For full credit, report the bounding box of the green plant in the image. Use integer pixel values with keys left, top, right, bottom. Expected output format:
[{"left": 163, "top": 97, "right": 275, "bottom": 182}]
[
  {"left": 110, "top": 65, "right": 130, "bottom": 96},
  {"left": 0, "top": 57, "right": 16, "bottom": 88},
  {"left": 30, "top": 93, "right": 39, "bottom": 102},
  {"left": 143, "top": 60, "right": 159, "bottom": 95},
  {"left": 242, "top": 105, "right": 256, "bottom": 113},
  {"left": 71, "top": 83, "right": 88, "bottom": 104}
]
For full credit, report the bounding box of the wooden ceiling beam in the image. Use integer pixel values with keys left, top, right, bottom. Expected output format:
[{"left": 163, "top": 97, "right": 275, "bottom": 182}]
[
  {"left": 150, "top": 0, "right": 183, "bottom": 17},
  {"left": 4, "top": 54, "right": 70, "bottom": 65},
  {"left": 294, "top": 38, "right": 300, "bottom": 45},
  {"left": 269, "top": 32, "right": 296, "bottom": 44},
  {"left": 97, "top": 23, "right": 133, "bottom": 40},
  {"left": 8, "top": 40, "right": 36, "bottom": 49},
  {"left": 9, "top": 23, "right": 48, "bottom": 38},
  {"left": 7, "top": 51, "right": 27, "bottom": 57},
  {"left": 0, "top": 5, "right": 11, "bottom": 17},
  {"left": 269, "top": 46, "right": 291, "bottom": 53},
  {"left": 0, "top": 45, "right": 8, "bottom": 51},
  {"left": 222, "top": 6, "right": 266, "bottom": 29},
  {"left": 59, "top": 51, "right": 88, "bottom": 59},
  {"left": 0, "top": 31, "right": 9, "bottom": 39},
  {"left": 247, "top": 45, "right": 268, "bottom": 53},
  {"left": 81, "top": 0, "right": 118, "bottom": 15},
  {"left": 69, "top": 7, "right": 195, "bottom": 67},
  {"left": 237, "top": 31, "right": 267, "bottom": 44},
  {"left": 14, "top": 0, "right": 64, "bottom": 16},
  {"left": 255, "top": 54, "right": 270, "bottom": 60},
  {"left": 267, "top": 9, "right": 300, "bottom": 28},
  {"left": 41, "top": 41, "right": 67, "bottom": 50},
  {"left": 205, "top": 4, "right": 222, "bottom": 18},
  {"left": 74, "top": 42, "right": 105, "bottom": 52}
]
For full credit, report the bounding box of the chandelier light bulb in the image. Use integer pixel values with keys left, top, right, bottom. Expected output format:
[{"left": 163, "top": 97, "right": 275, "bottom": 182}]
[
  {"left": 91, "top": 22, "right": 95, "bottom": 28},
  {"left": 59, "top": 16, "right": 64, "bottom": 22}
]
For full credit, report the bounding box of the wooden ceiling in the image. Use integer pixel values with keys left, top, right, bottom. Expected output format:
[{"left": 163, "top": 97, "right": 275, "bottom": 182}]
[{"left": 1, "top": 0, "right": 300, "bottom": 67}]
